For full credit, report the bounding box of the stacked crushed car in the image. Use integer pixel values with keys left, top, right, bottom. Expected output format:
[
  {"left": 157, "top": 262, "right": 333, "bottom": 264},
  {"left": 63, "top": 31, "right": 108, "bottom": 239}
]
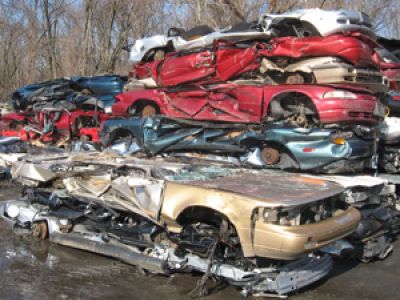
[
  {"left": 1, "top": 75, "right": 127, "bottom": 145},
  {"left": 1, "top": 8, "right": 400, "bottom": 298}
]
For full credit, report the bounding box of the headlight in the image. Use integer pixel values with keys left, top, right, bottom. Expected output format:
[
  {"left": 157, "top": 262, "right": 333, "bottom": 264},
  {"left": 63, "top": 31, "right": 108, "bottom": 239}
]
[
  {"left": 263, "top": 208, "right": 300, "bottom": 226},
  {"left": 6, "top": 204, "right": 20, "bottom": 219},
  {"left": 323, "top": 90, "right": 357, "bottom": 99},
  {"left": 259, "top": 197, "right": 347, "bottom": 226}
]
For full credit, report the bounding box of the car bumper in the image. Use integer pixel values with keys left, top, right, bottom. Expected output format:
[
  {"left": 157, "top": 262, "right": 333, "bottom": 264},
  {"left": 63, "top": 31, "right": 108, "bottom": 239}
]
[
  {"left": 263, "top": 127, "right": 376, "bottom": 171},
  {"left": 253, "top": 207, "right": 361, "bottom": 260},
  {"left": 292, "top": 135, "right": 375, "bottom": 171},
  {"left": 314, "top": 97, "right": 383, "bottom": 124}
]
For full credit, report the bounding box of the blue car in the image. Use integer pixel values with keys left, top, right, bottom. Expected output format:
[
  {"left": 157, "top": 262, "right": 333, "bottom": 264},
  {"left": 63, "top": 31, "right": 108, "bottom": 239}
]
[
  {"left": 100, "top": 116, "right": 377, "bottom": 173},
  {"left": 12, "top": 75, "right": 127, "bottom": 111}
]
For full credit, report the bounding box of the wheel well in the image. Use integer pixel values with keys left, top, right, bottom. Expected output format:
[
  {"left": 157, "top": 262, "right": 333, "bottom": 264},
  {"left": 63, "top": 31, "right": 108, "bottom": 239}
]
[
  {"left": 176, "top": 206, "right": 244, "bottom": 257},
  {"left": 129, "top": 100, "right": 160, "bottom": 114},
  {"left": 108, "top": 128, "right": 135, "bottom": 144},
  {"left": 260, "top": 141, "right": 299, "bottom": 167},
  {"left": 268, "top": 92, "right": 318, "bottom": 118},
  {"left": 177, "top": 206, "right": 234, "bottom": 229}
]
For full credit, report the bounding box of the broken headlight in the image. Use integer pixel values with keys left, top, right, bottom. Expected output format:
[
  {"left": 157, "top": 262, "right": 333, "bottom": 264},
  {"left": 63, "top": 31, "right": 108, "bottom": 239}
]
[
  {"left": 259, "top": 196, "right": 348, "bottom": 226},
  {"left": 262, "top": 207, "right": 301, "bottom": 226}
]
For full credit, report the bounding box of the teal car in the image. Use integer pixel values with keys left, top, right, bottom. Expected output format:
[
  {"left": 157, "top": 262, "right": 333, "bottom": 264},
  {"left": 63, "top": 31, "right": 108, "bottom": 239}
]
[{"left": 100, "top": 117, "right": 377, "bottom": 173}]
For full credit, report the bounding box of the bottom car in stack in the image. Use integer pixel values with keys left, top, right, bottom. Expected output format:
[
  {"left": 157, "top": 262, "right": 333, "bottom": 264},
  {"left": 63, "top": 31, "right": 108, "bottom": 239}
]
[{"left": 0, "top": 154, "right": 362, "bottom": 297}]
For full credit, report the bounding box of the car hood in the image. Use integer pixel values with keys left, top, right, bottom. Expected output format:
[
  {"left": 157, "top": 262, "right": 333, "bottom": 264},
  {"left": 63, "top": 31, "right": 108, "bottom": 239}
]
[{"left": 184, "top": 171, "right": 344, "bottom": 206}]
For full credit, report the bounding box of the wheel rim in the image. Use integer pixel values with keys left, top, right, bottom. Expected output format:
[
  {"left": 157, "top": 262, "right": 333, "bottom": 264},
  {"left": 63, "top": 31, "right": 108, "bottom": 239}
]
[{"left": 261, "top": 147, "right": 281, "bottom": 165}]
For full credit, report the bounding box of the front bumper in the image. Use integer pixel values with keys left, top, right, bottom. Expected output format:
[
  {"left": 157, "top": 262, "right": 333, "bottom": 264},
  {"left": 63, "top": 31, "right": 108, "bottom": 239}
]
[
  {"left": 314, "top": 97, "right": 383, "bottom": 125},
  {"left": 262, "top": 127, "right": 376, "bottom": 172},
  {"left": 253, "top": 207, "right": 361, "bottom": 260}
]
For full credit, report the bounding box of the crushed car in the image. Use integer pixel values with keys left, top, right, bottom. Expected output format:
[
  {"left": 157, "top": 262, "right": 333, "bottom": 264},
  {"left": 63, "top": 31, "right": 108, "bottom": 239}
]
[
  {"left": 128, "top": 33, "right": 385, "bottom": 92},
  {"left": 112, "top": 83, "right": 384, "bottom": 126},
  {"left": 312, "top": 174, "right": 400, "bottom": 262},
  {"left": 373, "top": 47, "right": 400, "bottom": 116},
  {"left": 0, "top": 152, "right": 362, "bottom": 297},
  {"left": 11, "top": 75, "right": 126, "bottom": 112},
  {"left": 128, "top": 23, "right": 270, "bottom": 65},
  {"left": 100, "top": 116, "right": 377, "bottom": 173},
  {"left": 18, "top": 108, "right": 109, "bottom": 145},
  {"left": 128, "top": 8, "right": 375, "bottom": 66},
  {"left": 260, "top": 8, "right": 375, "bottom": 39},
  {"left": 379, "top": 117, "right": 400, "bottom": 173}
]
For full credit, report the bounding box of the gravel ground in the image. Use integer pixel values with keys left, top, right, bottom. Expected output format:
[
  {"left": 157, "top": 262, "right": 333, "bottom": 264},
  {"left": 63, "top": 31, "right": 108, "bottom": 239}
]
[{"left": 0, "top": 182, "right": 399, "bottom": 300}]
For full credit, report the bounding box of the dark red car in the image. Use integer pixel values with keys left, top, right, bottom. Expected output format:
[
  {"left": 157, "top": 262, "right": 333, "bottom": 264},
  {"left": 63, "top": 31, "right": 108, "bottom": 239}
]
[
  {"left": 129, "top": 33, "right": 380, "bottom": 89},
  {"left": 112, "top": 83, "right": 383, "bottom": 127}
]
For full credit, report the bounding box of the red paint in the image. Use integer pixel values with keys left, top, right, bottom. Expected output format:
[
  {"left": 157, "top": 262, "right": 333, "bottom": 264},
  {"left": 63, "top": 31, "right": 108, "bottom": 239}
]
[
  {"left": 112, "top": 83, "right": 380, "bottom": 125},
  {"left": 1, "top": 110, "right": 110, "bottom": 144},
  {"left": 259, "top": 33, "right": 378, "bottom": 68}
]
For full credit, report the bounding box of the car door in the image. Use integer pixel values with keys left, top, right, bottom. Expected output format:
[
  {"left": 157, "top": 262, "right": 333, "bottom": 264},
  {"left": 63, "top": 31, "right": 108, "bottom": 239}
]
[{"left": 164, "top": 85, "right": 263, "bottom": 123}]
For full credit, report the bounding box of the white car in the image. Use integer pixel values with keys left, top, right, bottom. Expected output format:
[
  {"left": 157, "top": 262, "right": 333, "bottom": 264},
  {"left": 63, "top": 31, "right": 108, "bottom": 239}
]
[
  {"left": 128, "top": 30, "right": 271, "bottom": 64},
  {"left": 129, "top": 9, "right": 375, "bottom": 65},
  {"left": 261, "top": 8, "right": 375, "bottom": 39}
]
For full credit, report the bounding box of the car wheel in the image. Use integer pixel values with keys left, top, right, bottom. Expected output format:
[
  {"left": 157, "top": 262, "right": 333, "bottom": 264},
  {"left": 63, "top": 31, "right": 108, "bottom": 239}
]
[
  {"left": 260, "top": 147, "right": 281, "bottom": 165},
  {"left": 269, "top": 94, "right": 318, "bottom": 128}
]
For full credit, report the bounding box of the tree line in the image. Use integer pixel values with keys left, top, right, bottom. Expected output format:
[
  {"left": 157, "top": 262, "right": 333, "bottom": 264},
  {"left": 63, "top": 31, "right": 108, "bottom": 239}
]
[{"left": 0, "top": 0, "right": 398, "bottom": 100}]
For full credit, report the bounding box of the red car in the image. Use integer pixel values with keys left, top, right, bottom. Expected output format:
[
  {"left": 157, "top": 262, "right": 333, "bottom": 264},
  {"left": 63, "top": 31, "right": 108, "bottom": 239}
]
[
  {"left": 128, "top": 33, "right": 381, "bottom": 89},
  {"left": 16, "top": 109, "right": 109, "bottom": 144},
  {"left": 112, "top": 83, "right": 383, "bottom": 126},
  {"left": 373, "top": 48, "right": 400, "bottom": 115}
]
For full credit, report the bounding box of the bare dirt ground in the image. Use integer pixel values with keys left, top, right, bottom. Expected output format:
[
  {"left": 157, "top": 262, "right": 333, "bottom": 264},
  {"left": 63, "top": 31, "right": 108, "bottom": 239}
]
[{"left": 0, "top": 183, "right": 399, "bottom": 300}]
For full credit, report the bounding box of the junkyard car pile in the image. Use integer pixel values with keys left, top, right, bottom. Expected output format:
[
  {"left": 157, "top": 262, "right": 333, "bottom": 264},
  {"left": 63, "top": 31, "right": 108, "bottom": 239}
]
[
  {"left": 0, "top": 75, "right": 127, "bottom": 145},
  {"left": 1, "top": 8, "right": 400, "bottom": 298}
]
